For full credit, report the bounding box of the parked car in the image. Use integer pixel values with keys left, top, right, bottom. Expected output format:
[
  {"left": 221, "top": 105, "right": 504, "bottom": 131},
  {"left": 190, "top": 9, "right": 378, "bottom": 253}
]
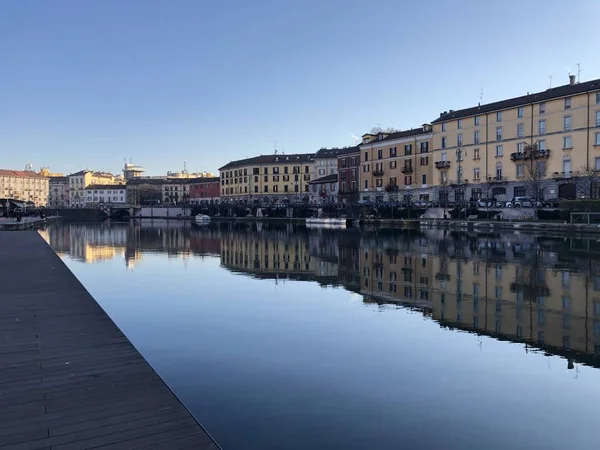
[
  {"left": 542, "top": 198, "right": 562, "bottom": 208},
  {"left": 507, "top": 197, "right": 533, "bottom": 207},
  {"left": 476, "top": 198, "right": 494, "bottom": 208}
]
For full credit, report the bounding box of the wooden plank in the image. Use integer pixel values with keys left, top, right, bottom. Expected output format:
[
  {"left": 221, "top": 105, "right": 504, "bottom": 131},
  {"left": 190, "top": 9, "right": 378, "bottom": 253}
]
[{"left": 0, "top": 232, "right": 221, "bottom": 450}]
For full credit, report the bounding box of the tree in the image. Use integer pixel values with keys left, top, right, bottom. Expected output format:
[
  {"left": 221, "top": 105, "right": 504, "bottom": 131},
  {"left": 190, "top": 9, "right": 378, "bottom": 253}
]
[
  {"left": 369, "top": 126, "right": 400, "bottom": 134},
  {"left": 522, "top": 143, "right": 548, "bottom": 213},
  {"left": 438, "top": 175, "right": 453, "bottom": 218},
  {"left": 575, "top": 166, "right": 600, "bottom": 199}
]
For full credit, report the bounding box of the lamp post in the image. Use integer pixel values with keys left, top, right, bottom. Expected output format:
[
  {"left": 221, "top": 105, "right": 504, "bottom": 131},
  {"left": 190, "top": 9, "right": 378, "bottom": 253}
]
[{"left": 456, "top": 147, "right": 467, "bottom": 220}]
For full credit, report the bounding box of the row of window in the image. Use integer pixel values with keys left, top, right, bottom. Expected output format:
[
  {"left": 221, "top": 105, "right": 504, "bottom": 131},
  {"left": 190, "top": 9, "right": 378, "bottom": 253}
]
[
  {"left": 222, "top": 184, "right": 309, "bottom": 195},
  {"left": 364, "top": 143, "right": 429, "bottom": 161},
  {"left": 223, "top": 174, "right": 311, "bottom": 185},
  {"left": 364, "top": 174, "right": 427, "bottom": 189},
  {"left": 224, "top": 166, "right": 309, "bottom": 178},
  {"left": 85, "top": 197, "right": 124, "bottom": 202},
  {"left": 441, "top": 114, "right": 600, "bottom": 149},
  {"left": 442, "top": 94, "right": 600, "bottom": 131},
  {"left": 439, "top": 132, "right": 600, "bottom": 163},
  {"left": 363, "top": 157, "right": 429, "bottom": 173}
]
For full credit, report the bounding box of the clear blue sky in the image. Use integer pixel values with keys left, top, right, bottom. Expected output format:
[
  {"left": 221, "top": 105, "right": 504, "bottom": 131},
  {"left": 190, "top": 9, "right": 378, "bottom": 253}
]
[{"left": 1, "top": 0, "right": 598, "bottom": 176}]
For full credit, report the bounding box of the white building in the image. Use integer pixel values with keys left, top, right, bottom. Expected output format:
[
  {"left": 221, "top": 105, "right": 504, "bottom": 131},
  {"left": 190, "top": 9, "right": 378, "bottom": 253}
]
[
  {"left": 68, "top": 170, "right": 118, "bottom": 207},
  {"left": 84, "top": 184, "right": 127, "bottom": 205}
]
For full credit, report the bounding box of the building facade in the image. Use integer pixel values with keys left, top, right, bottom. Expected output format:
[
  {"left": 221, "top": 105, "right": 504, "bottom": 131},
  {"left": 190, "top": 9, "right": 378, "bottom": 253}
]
[
  {"left": 431, "top": 76, "right": 600, "bottom": 202},
  {"left": 48, "top": 176, "right": 70, "bottom": 207},
  {"left": 314, "top": 148, "right": 344, "bottom": 178},
  {"left": 126, "top": 178, "right": 163, "bottom": 205},
  {"left": 308, "top": 174, "right": 338, "bottom": 204},
  {"left": 219, "top": 154, "right": 315, "bottom": 202},
  {"left": 189, "top": 178, "right": 220, "bottom": 204},
  {"left": 84, "top": 184, "right": 127, "bottom": 205},
  {"left": 68, "top": 171, "right": 119, "bottom": 207},
  {"left": 337, "top": 146, "right": 360, "bottom": 204},
  {"left": 0, "top": 169, "right": 49, "bottom": 206},
  {"left": 359, "top": 126, "right": 434, "bottom": 203}
]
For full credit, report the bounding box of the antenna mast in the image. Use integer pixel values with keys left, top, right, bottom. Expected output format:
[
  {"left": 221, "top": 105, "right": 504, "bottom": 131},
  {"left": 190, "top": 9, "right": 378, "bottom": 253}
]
[{"left": 577, "top": 63, "right": 582, "bottom": 83}]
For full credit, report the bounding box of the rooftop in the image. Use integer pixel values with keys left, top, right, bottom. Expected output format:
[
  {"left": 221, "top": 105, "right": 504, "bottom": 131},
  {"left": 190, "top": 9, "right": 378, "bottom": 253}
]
[
  {"left": 85, "top": 184, "right": 126, "bottom": 190},
  {"left": 432, "top": 77, "right": 600, "bottom": 123},
  {"left": 315, "top": 147, "right": 357, "bottom": 159},
  {"left": 49, "top": 176, "right": 69, "bottom": 183},
  {"left": 309, "top": 173, "right": 338, "bottom": 184},
  {"left": 360, "top": 127, "right": 432, "bottom": 146},
  {"left": 219, "top": 153, "right": 315, "bottom": 171},
  {"left": 0, "top": 169, "right": 47, "bottom": 179}
]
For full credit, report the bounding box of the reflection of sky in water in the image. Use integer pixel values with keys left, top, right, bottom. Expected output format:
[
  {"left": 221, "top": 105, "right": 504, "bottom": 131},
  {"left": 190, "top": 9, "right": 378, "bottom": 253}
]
[{"left": 43, "top": 222, "right": 600, "bottom": 450}]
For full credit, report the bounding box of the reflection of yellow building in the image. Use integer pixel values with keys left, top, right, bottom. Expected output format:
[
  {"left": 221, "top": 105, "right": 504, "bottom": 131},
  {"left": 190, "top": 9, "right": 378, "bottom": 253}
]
[
  {"left": 359, "top": 246, "right": 435, "bottom": 309},
  {"left": 220, "top": 231, "right": 313, "bottom": 277},
  {"left": 430, "top": 254, "right": 599, "bottom": 358}
]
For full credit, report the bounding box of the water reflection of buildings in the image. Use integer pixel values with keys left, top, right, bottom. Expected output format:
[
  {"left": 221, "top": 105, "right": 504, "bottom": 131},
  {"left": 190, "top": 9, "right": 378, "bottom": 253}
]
[
  {"left": 41, "top": 221, "right": 221, "bottom": 269},
  {"left": 41, "top": 221, "right": 600, "bottom": 369},
  {"left": 219, "top": 225, "right": 340, "bottom": 285}
]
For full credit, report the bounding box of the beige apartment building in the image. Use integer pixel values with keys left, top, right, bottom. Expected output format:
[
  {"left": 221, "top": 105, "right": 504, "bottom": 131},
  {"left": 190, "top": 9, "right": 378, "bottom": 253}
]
[
  {"left": 431, "top": 76, "right": 600, "bottom": 202},
  {"left": 68, "top": 170, "right": 119, "bottom": 207},
  {"left": 359, "top": 126, "right": 434, "bottom": 203},
  {"left": 48, "top": 176, "right": 70, "bottom": 207},
  {"left": 0, "top": 169, "right": 49, "bottom": 206},
  {"left": 219, "top": 154, "right": 315, "bottom": 202}
]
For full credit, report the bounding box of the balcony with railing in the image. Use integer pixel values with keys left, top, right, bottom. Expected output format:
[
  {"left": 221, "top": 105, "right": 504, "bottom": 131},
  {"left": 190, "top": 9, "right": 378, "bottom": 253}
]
[
  {"left": 510, "top": 148, "right": 551, "bottom": 162},
  {"left": 435, "top": 160, "right": 451, "bottom": 170},
  {"left": 487, "top": 176, "right": 507, "bottom": 184},
  {"left": 373, "top": 169, "right": 384, "bottom": 177},
  {"left": 552, "top": 171, "right": 575, "bottom": 181},
  {"left": 400, "top": 165, "right": 413, "bottom": 174}
]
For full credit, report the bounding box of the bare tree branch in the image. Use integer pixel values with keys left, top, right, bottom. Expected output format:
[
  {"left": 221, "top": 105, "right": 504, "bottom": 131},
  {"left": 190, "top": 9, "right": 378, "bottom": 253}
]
[
  {"left": 521, "top": 143, "right": 549, "bottom": 210},
  {"left": 575, "top": 166, "right": 600, "bottom": 199}
]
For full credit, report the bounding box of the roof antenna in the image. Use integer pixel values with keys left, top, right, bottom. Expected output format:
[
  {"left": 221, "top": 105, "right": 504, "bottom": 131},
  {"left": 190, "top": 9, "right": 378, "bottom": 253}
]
[
  {"left": 478, "top": 88, "right": 483, "bottom": 106},
  {"left": 273, "top": 141, "right": 278, "bottom": 155},
  {"left": 549, "top": 75, "right": 552, "bottom": 89},
  {"left": 577, "top": 63, "right": 582, "bottom": 83}
]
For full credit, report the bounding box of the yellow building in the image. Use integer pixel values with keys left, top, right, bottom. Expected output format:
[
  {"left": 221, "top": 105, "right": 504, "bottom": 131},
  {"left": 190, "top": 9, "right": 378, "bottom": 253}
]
[
  {"left": 0, "top": 169, "right": 49, "bottom": 206},
  {"left": 359, "top": 126, "right": 434, "bottom": 202},
  {"left": 219, "top": 154, "right": 315, "bottom": 202},
  {"left": 68, "top": 170, "right": 119, "bottom": 207},
  {"left": 431, "top": 76, "right": 600, "bottom": 202}
]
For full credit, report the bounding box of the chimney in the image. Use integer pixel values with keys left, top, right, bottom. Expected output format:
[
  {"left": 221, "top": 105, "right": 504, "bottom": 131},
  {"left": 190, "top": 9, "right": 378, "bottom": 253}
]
[{"left": 569, "top": 74, "right": 576, "bottom": 86}]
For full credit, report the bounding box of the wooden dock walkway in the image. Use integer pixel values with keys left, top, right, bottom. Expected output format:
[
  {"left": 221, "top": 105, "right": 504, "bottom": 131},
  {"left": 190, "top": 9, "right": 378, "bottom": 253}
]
[{"left": 0, "top": 231, "right": 221, "bottom": 449}]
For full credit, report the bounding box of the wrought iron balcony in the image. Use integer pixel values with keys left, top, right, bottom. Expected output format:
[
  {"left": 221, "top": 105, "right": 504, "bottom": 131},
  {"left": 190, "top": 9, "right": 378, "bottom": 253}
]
[
  {"left": 552, "top": 171, "right": 575, "bottom": 181},
  {"left": 510, "top": 149, "right": 551, "bottom": 162},
  {"left": 400, "top": 166, "right": 413, "bottom": 174},
  {"left": 373, "top": 169, "right": 384, "bottom": 177},
  {"left": 487, "top": 176, "right": 507, "bottom": 184},
  {"left": 435, "top": 160, "right": 451, "bottom": 170}
]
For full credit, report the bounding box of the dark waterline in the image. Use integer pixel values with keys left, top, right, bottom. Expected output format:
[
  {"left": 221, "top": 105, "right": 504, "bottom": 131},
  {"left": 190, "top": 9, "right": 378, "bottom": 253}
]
[{"left": 41, "top": 221, "right": 600, "bottom": 450}]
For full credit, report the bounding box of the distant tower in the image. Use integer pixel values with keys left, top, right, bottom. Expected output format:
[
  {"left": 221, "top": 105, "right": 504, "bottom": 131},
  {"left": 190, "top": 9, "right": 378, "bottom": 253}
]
[{"left": 123, "top": 160, "right": 145, "bottom": 181}]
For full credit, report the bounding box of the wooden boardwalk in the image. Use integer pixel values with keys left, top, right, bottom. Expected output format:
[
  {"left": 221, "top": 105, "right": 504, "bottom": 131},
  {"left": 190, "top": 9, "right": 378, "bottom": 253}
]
[{"left": 0, "top": 232, "right": 221, "bottom": 450}]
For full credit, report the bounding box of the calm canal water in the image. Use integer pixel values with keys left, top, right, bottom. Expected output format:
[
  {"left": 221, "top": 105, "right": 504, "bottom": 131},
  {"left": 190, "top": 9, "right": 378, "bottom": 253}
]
[{"left": 41, "top": 221, "right": 600, "bottom": 450}]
